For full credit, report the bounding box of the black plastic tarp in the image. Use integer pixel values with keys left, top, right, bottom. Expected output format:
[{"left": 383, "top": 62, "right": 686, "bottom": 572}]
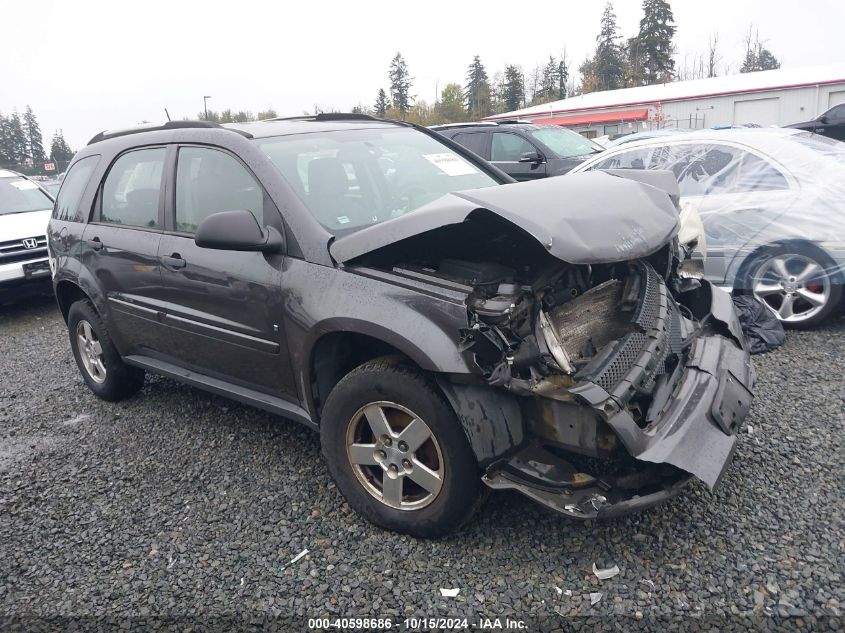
[{"left": 732, "top": 295, "right": 786, "bottom": 354}]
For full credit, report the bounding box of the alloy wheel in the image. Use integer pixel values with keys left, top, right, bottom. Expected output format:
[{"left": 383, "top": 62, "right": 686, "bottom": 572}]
[
  {"left": 345, "top": 401, "right": 444, "bottom": 511},
  {"left": 76, "top": 319, "right": 107, "bottom": 384},
  {"left": 752, "top": 254, "right": 830, "bottom": 324}
]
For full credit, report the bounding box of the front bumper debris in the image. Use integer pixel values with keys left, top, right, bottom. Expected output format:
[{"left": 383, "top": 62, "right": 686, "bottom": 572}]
[{"left": 482, "top": 280, "right": 756, "bottom": 519}]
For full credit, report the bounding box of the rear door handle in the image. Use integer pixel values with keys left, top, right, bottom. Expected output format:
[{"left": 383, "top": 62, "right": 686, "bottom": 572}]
[
  {"left": 161, "top": 253, "right": 186, "bottom": 269},
  {"left": 86, "top": 237, "right": 103, "bottom": 251}
]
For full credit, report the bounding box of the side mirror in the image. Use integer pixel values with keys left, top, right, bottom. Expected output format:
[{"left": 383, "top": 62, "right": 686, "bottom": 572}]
[
  {"left": 519, "top": 151, "right": 543, "bottom": 164},
  {"left": 819, "top": 115, "right": 830, "bottom": 124},
  {"left": 194, "top": 209, "right": 284, "bottom": 253}
]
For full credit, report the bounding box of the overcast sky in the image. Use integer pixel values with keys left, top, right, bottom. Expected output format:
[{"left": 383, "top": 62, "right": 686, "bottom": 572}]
[{"left": 2, "top": 0, "right": 844, "bottom": 150}]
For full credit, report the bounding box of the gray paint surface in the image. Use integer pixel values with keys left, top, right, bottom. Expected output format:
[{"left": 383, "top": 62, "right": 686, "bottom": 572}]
[{"left": 331, "top": 171, "right": 680, "bottom": 265}]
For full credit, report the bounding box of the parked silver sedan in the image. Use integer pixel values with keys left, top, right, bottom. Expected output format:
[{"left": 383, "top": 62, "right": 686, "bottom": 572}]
[{"left": 571, "top": 128, "right": 845, "bottom": 328}]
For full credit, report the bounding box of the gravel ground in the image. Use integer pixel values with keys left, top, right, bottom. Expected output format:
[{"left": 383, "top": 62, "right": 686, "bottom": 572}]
[{"left": 0, "top": 294, "right": 843, "bottom": 631}]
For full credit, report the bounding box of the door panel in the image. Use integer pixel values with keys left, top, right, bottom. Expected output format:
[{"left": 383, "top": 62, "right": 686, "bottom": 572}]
[
  {"left": 81, "top": 224, "right": 165, "bottom": 354},
  {"left": 82, "top": 147, "right": 168, "bottom": 354},
  {"left": 156, "top": 235, "right": 294, "bottom": 395},
  {"left": 156, "top": 145, "right": 296, "bottom": 397}
]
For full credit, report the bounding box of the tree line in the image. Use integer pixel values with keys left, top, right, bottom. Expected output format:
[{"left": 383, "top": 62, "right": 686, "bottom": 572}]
[
  {"left": 363, "top": 0, "right": 781, "bottom": 125},
  {"left": 0, "top": 107, "right": 73, "bottom": 174},
  {"left": 4, "top": 0, "right": 784, "bottom": 167}
]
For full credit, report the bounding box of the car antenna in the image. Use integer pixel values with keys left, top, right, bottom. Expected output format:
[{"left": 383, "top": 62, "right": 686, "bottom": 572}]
[{"left": 164, "top": 108, "right": 171, "bottom": 122}]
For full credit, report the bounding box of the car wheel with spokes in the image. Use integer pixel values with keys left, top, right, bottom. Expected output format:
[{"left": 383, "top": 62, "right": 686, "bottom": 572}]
[
  {"left": 748, "top": 246, "right": 842, "bottom": 329},
  {"left": 67, "top": 299, "right": 145, "bottom": 400},
  {"left": 321, "top": 358, "right": 483, "bottom": 537}
]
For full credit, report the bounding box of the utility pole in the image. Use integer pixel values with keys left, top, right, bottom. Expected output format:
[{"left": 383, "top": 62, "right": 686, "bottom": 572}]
[{"left": 203, "top": 95, "right": 212, "bottom": 120}]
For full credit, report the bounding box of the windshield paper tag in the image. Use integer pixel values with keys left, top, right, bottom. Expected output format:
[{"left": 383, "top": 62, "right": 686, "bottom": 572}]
[
  {"left": 11, "top": 180, "right": 39, "bottom": 190},
  {"left": 423, "top": 153, "right": 478, "bottom": 176}
]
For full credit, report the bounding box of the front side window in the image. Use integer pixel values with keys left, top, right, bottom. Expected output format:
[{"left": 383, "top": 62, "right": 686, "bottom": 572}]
[
  {"left": 490, "top": 132, "right": 538, "bottom": 162},
  {"left": 259, "top": 127, "right": 499, "bottom": 233},
  {"left": 0, "top": 175, "right": 54, "bottom": 216},
  {"left": 528, "top": 127, "right": 602, "bottom": 158},
  {"left": 101, "top": 148, "right": 165, "bottom": 228},
  {"left": 53, "top": 156, "right": 100, "bottom": 222},
  {"left": 175, "top": 147, "right": 264, "bottom": 233}
]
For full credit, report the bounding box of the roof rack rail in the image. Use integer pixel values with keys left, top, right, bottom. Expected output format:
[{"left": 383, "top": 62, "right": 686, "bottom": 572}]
[
  {"left": 263, "top": 112, "right": 382, "bottom": 123},
  {"left": 87, "top": 120, "right": 252, "bottom": 146}
]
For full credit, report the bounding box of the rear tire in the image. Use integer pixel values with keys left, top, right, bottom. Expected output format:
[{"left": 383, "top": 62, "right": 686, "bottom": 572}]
[
  {"left": 320, "top": 358, "right": 483, "bottom": 538},
  {"left": 742, "top": 244, "right": 842, "bottom": 329},
  {"left": 67, "top": 299, "right": 145, "bottom": 400}
]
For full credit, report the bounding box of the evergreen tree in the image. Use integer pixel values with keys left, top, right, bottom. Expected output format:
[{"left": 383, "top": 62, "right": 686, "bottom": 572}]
[
  {"left": 0, "top": 114, "right": 11, "bottom": 165},
  {"left": 23, "top": 106, "right": 46, "bottom": 164},
  {"left": 502, "top": 65, "right": 525, "bottom": 112},
  {"left": 437, "top": 83, "right": 466, "bottom": 122},
  {"left": 374, "top": 88, "right": 390, "bottom": 117},
  {"left": 558, "top": 52, "right": 571, "bottom": 100},
  {"left": 465, "top": 55, "right": 492, "bottom": 118},
  {"left": 50, "top": 131, "right": 73, "bottom": 163},
  {"left": 593, "top": 3, "right": 626, "bottom": 91},
  {"left": 637, "top": 0, "right": 676, "bottom": 84},
  {"left": 7, "top": 112, "right": 28, "bottom": 164},
  {"left": 388, "top": 53, "right": 413, "bottom": 117},
  {"left": 536, "top": 56, "right": 560, "bottom": 104}
]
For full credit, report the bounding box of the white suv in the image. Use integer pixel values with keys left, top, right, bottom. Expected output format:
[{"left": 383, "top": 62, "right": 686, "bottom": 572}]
[{"left": 0, "top": 169, "right": 55, "bottom": 297}]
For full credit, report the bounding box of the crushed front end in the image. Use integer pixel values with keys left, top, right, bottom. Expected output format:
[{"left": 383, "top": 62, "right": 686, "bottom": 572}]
[{"left": 455, "top": 248, "right": 756, "bottom": 519}]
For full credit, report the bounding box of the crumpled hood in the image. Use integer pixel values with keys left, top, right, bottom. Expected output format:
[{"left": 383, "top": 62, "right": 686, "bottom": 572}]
[
  {"left": 0, "top": 209, "right": 51, "bottom": 242},
  {"left": 331, "top": 171, "right": 680, "bottom": 265}
]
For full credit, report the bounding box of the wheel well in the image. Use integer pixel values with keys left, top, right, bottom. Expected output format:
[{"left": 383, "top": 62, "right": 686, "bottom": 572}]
[
  {"left": 309, "top": 332, "right": 411, "bottom": 421},
  {"left": 55, "top": 281, "right": 90, "bottom": 323},
  {"left": 732, "top": 239, "right": 842, "bottom": 291}
]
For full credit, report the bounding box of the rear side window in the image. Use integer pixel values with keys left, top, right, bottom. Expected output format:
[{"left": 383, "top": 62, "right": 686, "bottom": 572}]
[
  {"left": 452, "top": 132, "right": 488, "bottom": 158},
  {"left": 175, "top": 147, "right": 264, "bottom": 233},
  {"left": 101, "top": 148, "right": 165, "bottom": 229},
  {"left": 491, "top": 132, "right": 538, "bottom": 161},
  {"left": 53, "top": 156, "right": 100, "bottom": 222}
]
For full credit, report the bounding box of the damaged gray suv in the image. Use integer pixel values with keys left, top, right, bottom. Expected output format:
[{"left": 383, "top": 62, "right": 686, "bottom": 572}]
[{"left": 48, "top": 114, "right": 755, "bottom": 537}]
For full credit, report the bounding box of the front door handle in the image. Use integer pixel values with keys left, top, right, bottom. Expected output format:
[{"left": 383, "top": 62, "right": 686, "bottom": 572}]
[
  {"left": 86, "top": 237, "right": 103, "bottom": 251},
  {"left": 161, "top": 253, "right": 186, "bottom": 269}
]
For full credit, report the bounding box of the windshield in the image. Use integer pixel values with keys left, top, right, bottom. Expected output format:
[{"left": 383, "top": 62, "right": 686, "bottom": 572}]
[
  {"left": 528, "top": 127, "right": 603, "bottom": 158},
  {"left": 258, "top": 127, "right": 500, "bottom": 234},
  {"left": 0, "top": 176, "right": 54, "bottom": 215}
]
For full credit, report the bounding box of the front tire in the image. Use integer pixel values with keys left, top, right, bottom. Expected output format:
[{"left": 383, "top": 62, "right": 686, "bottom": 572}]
[
  {"left": 744, "top": 244, "right": 842, "bottom": 329},
  {"left": 67, "top": 299, "right": 145, "bottom": 400},
  {"left": 320, "top": 358, "right": 483, "bottom": 538}
]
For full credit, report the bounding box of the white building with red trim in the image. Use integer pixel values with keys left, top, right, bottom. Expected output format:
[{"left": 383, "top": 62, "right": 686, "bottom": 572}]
[{"left": 484, "top": 64, "right": 845, "bottom": 138}]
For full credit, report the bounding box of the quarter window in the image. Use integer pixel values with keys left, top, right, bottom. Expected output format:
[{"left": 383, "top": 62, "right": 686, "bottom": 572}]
[
  {"left": 175, "top": 147, "right": 264, "bottom": 233},
  {"left": 54, "top": 156, "right": 99, "bottom": 222},
  {"left": 490, "top": 133, "right": 538, "bottom": 162},
  {"left": 101, "top": 148, "right": 165, "bottom": 228}
]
